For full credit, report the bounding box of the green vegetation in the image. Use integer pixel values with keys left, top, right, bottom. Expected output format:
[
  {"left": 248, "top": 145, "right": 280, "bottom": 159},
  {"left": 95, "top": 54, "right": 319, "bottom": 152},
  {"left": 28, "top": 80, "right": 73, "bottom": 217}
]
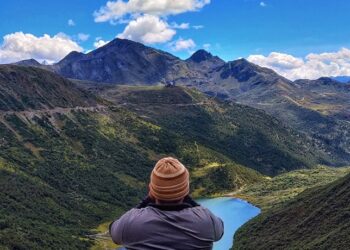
[
  {"left": 0, "top": 105, "right": 262, "bottom": 249},
  {"left": 233, "top": 171, "right": 350, "bottom": 250},
  {"left": 0, "top": 66, "right": 340, "bottom": 249},
  {"left": 234, "top": 165, "right": 350, "bottom": 210},
  {"left": 0, "top": 70, "right": 258, "bottom": 249},
  {"left": 100, "top": 85, "right": 330, "bottom": 176}
]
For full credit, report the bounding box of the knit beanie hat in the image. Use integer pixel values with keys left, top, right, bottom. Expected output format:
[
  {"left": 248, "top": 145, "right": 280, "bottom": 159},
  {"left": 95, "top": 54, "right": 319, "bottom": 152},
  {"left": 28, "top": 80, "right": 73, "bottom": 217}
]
[{"left": 149, "top": 157, "right": 190, "bottom": 201}]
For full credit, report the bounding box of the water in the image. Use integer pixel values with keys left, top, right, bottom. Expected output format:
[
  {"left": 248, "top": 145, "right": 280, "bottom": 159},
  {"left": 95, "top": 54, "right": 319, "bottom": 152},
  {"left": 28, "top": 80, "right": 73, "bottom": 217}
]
[{"left": 197, "top": 197, "right": 261, "bottom": 250}]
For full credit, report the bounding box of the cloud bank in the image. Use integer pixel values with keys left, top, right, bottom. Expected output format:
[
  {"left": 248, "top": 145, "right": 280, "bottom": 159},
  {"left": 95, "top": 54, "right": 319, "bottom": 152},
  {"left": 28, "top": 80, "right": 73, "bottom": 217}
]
[
  {"left": 117, "top": 15, "right": 176, "bottom": 44},
  {"left": 94, "top": 39, "right": 110, "bottom": 49},
  {"left": 95, "top": 0, "right": 209, "bottom": 46},
  {"left": 0, "top": 32, "right": 83, "bottom": 64},
  {"left": 247, "top": 48, "right": 350, "bottom": 80},
  {"left": 170, "top": 38, "right": 196, "bottom": 52},
  {"left": 94, "top": 0, "right": 210, "bottom": 23}
]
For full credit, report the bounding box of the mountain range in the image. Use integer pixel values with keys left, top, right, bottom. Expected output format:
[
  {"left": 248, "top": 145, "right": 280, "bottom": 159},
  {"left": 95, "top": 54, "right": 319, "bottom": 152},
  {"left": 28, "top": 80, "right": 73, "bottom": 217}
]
[{"left": 16, "top": 38, "right": 350, "bottom": 166}]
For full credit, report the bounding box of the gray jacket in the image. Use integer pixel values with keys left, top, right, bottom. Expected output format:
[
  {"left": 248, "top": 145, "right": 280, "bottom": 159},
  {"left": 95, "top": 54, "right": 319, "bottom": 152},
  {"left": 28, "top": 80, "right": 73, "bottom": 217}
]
[{"left": 110, "top": 196, "right": 224, "bottom": 250}]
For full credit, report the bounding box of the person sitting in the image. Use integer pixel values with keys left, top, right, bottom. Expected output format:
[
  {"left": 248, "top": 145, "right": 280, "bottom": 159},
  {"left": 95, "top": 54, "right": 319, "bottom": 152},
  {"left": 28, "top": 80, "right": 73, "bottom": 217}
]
[{"left": 109, "top": 157, "right": 224, "bottom": 250}]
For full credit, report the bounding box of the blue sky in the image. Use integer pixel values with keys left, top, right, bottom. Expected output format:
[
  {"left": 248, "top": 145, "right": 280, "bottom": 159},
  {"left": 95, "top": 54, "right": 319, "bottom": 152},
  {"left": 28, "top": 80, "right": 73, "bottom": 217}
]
[{"left": 1, "top": 0, "right": 350, "bottom": 79}]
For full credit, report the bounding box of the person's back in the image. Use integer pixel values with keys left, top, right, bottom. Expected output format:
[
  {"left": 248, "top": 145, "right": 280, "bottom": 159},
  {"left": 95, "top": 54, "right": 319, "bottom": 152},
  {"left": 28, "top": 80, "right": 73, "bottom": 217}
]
[{"left": 109, "top": 157, "right": 224, "bottom": 250}]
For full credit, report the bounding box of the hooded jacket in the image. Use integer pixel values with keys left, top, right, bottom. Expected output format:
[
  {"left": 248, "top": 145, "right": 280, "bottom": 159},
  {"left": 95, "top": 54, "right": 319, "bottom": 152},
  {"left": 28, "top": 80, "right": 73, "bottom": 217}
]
[{"left": 109, "top": 196, "right": 224, "bottom": 250}]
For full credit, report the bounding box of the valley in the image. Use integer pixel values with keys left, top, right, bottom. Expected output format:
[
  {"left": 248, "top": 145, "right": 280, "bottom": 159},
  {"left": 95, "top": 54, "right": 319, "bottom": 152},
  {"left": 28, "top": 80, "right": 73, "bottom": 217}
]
[{"left": 1, "top": 65, "right": 318, "bottom": 249}]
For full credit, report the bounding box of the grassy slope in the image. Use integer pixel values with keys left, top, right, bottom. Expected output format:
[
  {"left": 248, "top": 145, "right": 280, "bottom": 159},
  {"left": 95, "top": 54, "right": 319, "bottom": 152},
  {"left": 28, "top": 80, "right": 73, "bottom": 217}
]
[
  {"left": 0, "top": 65, "right": 97, "bottom": 111},
  {"left": 233, "top": 171, "right": 350, "bottom": 250},
  {"left": 0, "top": 109, "right": 149, "bottom": 250},
  {"left": 233, "top": 166, "right": 350, "bottom": 210},
  {"left": 97, "top": 85, "right": 328, "bottom": 176}
]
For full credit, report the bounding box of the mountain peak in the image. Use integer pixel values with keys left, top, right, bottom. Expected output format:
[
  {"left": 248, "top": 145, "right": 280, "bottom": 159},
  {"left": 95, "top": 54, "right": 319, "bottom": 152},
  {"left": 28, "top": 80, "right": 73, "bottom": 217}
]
[
  {"left": 14, "top": 58, "right": 41, "bottom": 67},
  {"left": 188, "top": 49, "right": 214, "bottom": 63},
  {"left": 91, "top": 38, "right": 150, "bottom": 55},
  {"left": 231, "top": 58, "right": 252, "bottom": 66},
  {"left": 60, "top": 51, "right": 85, "bottom": 63}
]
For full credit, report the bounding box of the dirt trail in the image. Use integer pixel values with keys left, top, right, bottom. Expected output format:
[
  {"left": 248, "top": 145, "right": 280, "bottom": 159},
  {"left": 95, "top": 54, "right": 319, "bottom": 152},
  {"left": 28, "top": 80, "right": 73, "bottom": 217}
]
[
  {"left": 0, "top": 104, "right": 108, "bottom": 116},
  {"left": 0, "top": 102, "right": 210, "bottom": 117}
]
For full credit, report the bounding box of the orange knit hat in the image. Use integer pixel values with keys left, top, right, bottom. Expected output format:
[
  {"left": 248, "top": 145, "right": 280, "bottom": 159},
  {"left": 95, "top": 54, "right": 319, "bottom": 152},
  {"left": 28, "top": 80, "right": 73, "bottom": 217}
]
[{"left": 149, "top": 157, "right": 190, "bottom": 201}]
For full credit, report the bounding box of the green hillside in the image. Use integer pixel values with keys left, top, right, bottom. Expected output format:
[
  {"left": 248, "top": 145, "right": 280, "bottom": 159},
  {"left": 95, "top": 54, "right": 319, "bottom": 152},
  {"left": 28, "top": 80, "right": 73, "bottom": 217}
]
[
  {"left": 234, "top": 165, "right": 350, "bottom": 210},
  {"left": 0, "top": 66, "right": 335, "bottom": 249},
  {"left": 96, "top": 85, "right": 330, "bottom": 176},
  {"left": 233, "top": 171, "right": 350, "bottom": 250},
  {"left": 1, "top": 105, "right": 261, "bottom": 249},
  {"left": 0, "top": 65, "right": 97, "bottom": 111}
]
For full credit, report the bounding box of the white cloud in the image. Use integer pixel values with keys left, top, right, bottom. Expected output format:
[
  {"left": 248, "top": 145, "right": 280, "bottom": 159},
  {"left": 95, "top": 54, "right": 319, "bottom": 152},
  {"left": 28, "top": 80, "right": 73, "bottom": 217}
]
[
  {"left": 193, "top": 25, "right": 204, "bottom": 29},
  {"left": 170, "top": 38, "right": 196, "bottom": 52},
  {"left": 77, "top": 33, "right": 90, "bottom": 42},
  {"left": 68, "top": 19, "right": 76, "bottom": 26},
  {"left": 0, "top": 32, "right": 83, "bottom": 64},
  {"left": 203, "top": 43, "right": 211, "bottom": 50},
  {"left": 171, "top": 22, "right": 190, "bottom": 29},
  {"left": 260, "top": 2, "right": 267, "bottom": 7},
  {"left": 94, "top": 39, "right": 110, "bottom": 48},
  {"left": 94, "top": 0, "right": 210, "bottom": 23},
  {"left": 247, "top": 48, "right": 350, "bottom": 80},
  {"left": 117, "top": 15, "right": 176, "bottom": 44}
]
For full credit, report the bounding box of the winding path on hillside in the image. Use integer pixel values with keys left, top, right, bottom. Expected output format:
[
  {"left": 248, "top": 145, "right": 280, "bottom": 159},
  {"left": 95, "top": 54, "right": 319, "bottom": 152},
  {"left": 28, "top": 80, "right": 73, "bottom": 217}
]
[
  {"left": 0, "top": 101, "right": 211, "bottom": 118},
  {"left": 0, "top": 104, "right": 108, "bottom": 117}
]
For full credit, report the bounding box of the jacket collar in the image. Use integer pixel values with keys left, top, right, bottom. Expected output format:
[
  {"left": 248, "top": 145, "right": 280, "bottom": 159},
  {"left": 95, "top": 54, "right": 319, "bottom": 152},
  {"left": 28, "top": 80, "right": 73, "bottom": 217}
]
[
  {"left": 148, "top": 202, "right": 193, "bottom": 211},
  {"left": 136, "top": 195, "right": 200, "bottom": 211}
]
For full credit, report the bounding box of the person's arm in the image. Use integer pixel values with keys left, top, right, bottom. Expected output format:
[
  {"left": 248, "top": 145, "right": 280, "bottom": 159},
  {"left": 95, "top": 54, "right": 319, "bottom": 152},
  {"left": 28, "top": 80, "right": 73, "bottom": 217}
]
[
  {"left": 213, "top": 214, "right": 224, "bottom": 241},
  {"left": 205, "top": 210, "right": 224, "bottom": 241},
  {"left": 109, "top": 209, "right": 136, "bottom": 244},
  {"left": 109, "top": 196, "right": 150, "bottom": 245},
  {"left": 109, "top": 218, "right": 124, "bottom": 244}
]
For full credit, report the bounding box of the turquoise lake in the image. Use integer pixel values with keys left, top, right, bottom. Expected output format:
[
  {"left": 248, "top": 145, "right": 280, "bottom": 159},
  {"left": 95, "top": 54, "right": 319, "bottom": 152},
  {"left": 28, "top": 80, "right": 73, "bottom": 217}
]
[{"left": 197, "top": 197, "right": 261, "bottom": 250}]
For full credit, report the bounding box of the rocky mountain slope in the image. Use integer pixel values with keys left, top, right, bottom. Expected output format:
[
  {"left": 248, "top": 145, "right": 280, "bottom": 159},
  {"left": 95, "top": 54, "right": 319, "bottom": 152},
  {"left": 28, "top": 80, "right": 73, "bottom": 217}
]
[
  {"left": 233, "top": 172, "right": 350, "bottom": 250},
  {"left": 0, "top": 65, "right": 326, "bottom": 249},
  {"left": 51, "top": 38, "right": 199, "bottom": 85}
]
